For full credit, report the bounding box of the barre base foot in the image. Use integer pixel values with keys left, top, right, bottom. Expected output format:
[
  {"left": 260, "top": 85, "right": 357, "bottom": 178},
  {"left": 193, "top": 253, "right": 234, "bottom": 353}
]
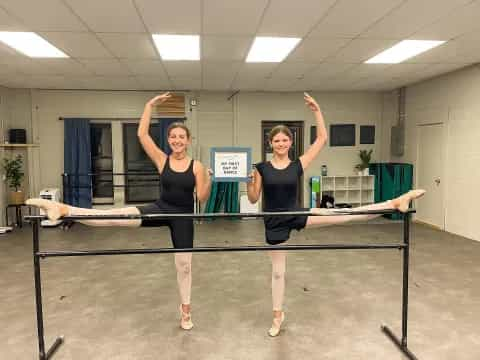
[
  {"left": 40, "top": 336, "right": 64, "bottom": 360},
  {"left": 381, "top": 325, "right": 418, "bottom": 360}
]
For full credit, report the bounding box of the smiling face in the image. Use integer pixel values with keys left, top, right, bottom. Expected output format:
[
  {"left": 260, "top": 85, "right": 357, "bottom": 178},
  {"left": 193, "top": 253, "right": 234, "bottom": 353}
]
[
  {"left": 270, "top": 129, "right": 292, "bottom": 157},
  {"left": 167, "top": 125, "right": 190, "bottom": 154}
]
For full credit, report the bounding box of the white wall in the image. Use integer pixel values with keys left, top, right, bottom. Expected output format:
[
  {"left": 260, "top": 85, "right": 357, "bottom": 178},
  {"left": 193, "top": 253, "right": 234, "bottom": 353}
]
[
  {"left": 0, "top": 86, "right": 11, "bottom": 142},
  {"left": 2, "top": 88, "right": 385, "bottom": 221},
  {"left": 193, "top": 91, "right": 385, "bottom": 204},
  {"left": 3, "top": 65, "right": 479, "bottom": 240},
  {"left": 0, "top": 87, "right": 33, "bottom": 226},
  {"left": 382, "top": 64, "right": 480, "bottom": 241},
  {"left": 0, "top": 86, "right": 11, "bottom": 225},
  {"left": 235, "top": 91, "right": 384, "bottom": 203},
  {"left": 30, "top": 90, "right": 190, "bottom": 202}
]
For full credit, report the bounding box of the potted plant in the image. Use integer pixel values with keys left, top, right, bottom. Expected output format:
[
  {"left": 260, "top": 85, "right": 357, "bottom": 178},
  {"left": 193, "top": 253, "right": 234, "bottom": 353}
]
[
  {"left": 2, "top": 154, "right": 25, "bottom": 204},
  {"left": 355, "top": 149, "right": 373, "bottom": 176}
]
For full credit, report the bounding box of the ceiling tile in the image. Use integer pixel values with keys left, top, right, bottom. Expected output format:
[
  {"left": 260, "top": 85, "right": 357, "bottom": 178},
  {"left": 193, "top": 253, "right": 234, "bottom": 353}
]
[
  {"left": 202, "top": 61, "right": 241, "bottom": 80},
  {"left": 309, "top": 62, "right": 355, "bottom": 80},
  {"left": 97, "top": 33, "right": 157, "bottom": 59},
  {"left": 386, "top": 63, "right": 431, "bottom": 78},
  {"left": 202, "top": 77, "right": 234, "bottom": 91},
  {"left": 258, "top": 0, "right": 336, "bottom": 37},
  {"left": 41, "top": 32, "right": 113, "bottom": 59},
  {"left": 234, "top": 63, "right": 277, "bottom": 79},
  {"left": 264, "top": 77, "right": 297, "bottom": 91},
  {"left": 0, "top": 61, "right": 22, "bottom": 76},
  {"left": 35, "top": 59, "right": 92, "bottom": 76},
  {"left": 286, "top": 37, "right": 352, "bottom": 62},
  {"left": 271, "top": 62, "right": 318, "bottom": 79},
  {"left": 78, "top": 59, "right": 132, "bottom": 76},
  {"left": 310, "top": 0, "right": 403, "bottom": 38},
  {"left": 121, "top": 59, "right": 167, "bottom": 77},
  {"left": 77, "top": 76, "right": 140, "bottom": 90},
  {"left": 341, "top": 63, "right": 391, "bottom": 81},
  {"left": 163, "top": 61, "right": 201, "bottom": 78},
  {"left": 360, "top": 0, "right": 471, "bottom": 39},
  {"left": 410, "top": 63, "right": 471, "bottom": 82},
  {"left": 327, "top": 39, "right": 398, "bottom": 63},
  {"left": 1, "top": 57, "right": 60, "bottom": 75},
  {"left": 0, "top": 6, "right": 27, "bottom": 31},
  {"left": 64, "top": 0, "right": 145, "bottom": 32},
  {"left": 413, "top": 1, "right": 480, "bottom": 40},
  {"left": 0, "top": 41, "right": 20, "bottom": 57},
  {"left": 136, "top": 76, "right": 172, "bottom": 90},
  {"left": 202, "top": 36, "right": 252, "bottom": 61},
  {"left": 203, "top": 0, "right": 268, "bottom": 35},
  {"left": 135, "top": 0, "right": 201, "bottom": 34},
  {"left": 0, "top": 0, "right": 87, "bottom": 31},
  {"left": 202, "top": 61, "right": 241, "bottom": 89},
  {"left": 171, "top": 77, "right": 201, "bottom": 90},
  {"left": 231, "top": 77, "right": 267, "bottom": 91}
]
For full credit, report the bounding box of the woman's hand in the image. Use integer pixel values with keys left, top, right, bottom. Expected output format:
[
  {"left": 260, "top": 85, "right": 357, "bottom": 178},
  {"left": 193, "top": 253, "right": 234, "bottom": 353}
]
[
  {"left": 304, "top": 92, "right": 320, "bottom": 112},
  {"left": 148, "top": 92, "right": 172, "bottom": 107}
]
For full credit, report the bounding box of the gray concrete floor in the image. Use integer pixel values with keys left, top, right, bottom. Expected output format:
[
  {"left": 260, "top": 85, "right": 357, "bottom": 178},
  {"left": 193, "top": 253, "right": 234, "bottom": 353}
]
[{"left": 1, "top": 219, "right": 479, "bottom": 360}]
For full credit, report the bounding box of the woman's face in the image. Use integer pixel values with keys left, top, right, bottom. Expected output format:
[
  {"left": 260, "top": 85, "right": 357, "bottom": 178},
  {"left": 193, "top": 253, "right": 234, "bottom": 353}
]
[
  {"left": 270, "top": 131, "right": 292, "bottom": 156},
  {"left": 168, "top": 127, "right": 190, "bottom": 154}
]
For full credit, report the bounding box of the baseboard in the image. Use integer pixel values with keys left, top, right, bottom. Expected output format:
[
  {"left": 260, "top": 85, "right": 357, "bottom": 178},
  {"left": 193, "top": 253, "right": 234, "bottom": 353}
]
[{"left": 413, "top": 219, "right": 442, "bottom": 230}]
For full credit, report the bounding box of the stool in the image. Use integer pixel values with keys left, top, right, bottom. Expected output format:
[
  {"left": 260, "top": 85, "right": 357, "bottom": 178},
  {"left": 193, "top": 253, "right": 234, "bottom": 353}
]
[{"left": 5, "top": 204, "right": 32, "bottom": 228}]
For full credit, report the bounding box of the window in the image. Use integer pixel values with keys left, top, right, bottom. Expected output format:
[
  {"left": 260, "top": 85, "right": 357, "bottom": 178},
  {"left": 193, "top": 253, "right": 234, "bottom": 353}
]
[
  {"left": 90, "top": 123, "right": 113, "bottom": 204},
  {"left": 123, "top": 123, "right": 162, "bottom": 203}
]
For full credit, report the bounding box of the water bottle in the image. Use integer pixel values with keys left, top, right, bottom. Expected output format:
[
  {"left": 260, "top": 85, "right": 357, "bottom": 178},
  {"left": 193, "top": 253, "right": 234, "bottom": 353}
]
[{"left": 321, "top": 165, "right": 328, "bottom": 176}]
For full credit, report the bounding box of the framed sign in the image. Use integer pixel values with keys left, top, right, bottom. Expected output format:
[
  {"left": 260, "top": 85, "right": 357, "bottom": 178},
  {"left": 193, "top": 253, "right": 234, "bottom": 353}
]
[{"left": 210, "top": 147, "right": 252, "bottom": 182}]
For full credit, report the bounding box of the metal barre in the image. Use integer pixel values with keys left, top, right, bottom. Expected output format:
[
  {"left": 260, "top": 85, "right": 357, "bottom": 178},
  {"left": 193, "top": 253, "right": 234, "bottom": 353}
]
[
  {"left": 25, "top": 208, "right": 415, "bottom": 221},
  {"left": 29, "top": 209, "right": 419, "bottom": 360}
]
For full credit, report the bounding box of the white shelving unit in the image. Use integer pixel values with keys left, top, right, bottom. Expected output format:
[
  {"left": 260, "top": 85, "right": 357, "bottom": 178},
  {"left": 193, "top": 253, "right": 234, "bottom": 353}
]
[{"left": 316, "top": 175, "right": 375, "bottom": 207}]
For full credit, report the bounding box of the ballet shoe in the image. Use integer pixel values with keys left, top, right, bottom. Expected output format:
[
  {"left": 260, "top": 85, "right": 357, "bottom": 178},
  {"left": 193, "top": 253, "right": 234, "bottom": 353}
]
[
  {"left": 392, "top": 189, "right": 426, "bottom": 213},
  {"left": 268, "top": 312, "right": 285, "bottom": 337},
  {"left": 26, "top": 198, "right": 69, "bottom": 221},
  {"left": 179, "top": 305, "right": 193, "bottom": 330}
]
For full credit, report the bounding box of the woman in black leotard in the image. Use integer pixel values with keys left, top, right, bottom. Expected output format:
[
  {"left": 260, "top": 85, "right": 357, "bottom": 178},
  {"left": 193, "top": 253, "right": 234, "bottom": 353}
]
[
  {"left": 247, "top": 93, "right": 425, "bottom": 337},
  {"left": 27, "top": 93, "right": 212, "bottom": 330}
]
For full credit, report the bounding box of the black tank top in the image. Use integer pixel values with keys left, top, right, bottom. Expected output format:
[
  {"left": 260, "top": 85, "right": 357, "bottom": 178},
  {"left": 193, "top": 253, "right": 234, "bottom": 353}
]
[
  {"left": 156, "top": 157, "right": 195, "bottom": 212},
  {"left": 256, "top": 159, "right": 303, "bottom": 212}
]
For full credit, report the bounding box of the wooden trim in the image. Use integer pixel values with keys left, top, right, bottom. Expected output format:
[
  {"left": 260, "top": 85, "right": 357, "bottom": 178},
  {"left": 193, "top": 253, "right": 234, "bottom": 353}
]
[
  {"left": 152, "top": 94, "right": 185, "bottom": 116},
  {"left": 0, "top": 143, "right": 39, "bottom": 148}
]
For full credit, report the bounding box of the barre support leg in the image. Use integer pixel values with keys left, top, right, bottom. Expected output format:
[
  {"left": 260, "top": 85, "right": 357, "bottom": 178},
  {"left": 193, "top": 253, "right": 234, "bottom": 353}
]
[
  {"left": 381, "top": 212, "right": 418, "bottom": 360},
  {"left": 33, "top": 219, "right": 64, "bottom": 360}
]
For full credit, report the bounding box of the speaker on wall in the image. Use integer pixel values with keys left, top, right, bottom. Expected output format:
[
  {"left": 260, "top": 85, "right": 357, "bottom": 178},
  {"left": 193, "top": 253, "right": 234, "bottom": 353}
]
[{"left": 8, "top": 129, "right": 26, "bottom": 144}]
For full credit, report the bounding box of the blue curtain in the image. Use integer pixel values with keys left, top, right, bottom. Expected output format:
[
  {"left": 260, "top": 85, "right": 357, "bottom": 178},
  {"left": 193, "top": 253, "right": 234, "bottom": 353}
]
[{"left": 64, "top": 119, "right": 92, "bottom": 208}]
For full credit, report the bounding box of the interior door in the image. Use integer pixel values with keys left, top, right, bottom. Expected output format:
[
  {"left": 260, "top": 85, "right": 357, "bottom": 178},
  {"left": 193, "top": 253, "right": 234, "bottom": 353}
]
[{"left": 416, "top": 123, "right": 444, "bottom": 229}]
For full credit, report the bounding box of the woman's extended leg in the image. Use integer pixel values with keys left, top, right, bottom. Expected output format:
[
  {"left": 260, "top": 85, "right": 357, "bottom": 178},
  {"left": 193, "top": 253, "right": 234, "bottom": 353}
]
[
  {"left": 306, "top": 189, "right": 425, "bottom": 227},
  {"left": 26, "top": 198, "right": 141, "bottom": 227}
]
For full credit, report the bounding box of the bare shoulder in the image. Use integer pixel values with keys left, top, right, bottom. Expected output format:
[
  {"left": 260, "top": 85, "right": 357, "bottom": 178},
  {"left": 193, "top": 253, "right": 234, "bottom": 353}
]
[{"left": 193, "top": 159, "right": 204, "bottom": 175}]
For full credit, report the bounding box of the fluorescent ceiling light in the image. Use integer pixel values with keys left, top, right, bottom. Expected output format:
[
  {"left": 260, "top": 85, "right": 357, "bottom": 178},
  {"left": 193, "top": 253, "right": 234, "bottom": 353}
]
[
  {"left": 152, "top": 34, "right": 200, "bottom": 60},
  {"left": 365, "top": 40, "right": 445, "bottom": 64},
  {"left": 0, "top": 32, "right": 68, "bottom": 58},
  {"left": 246, "top": 37, "right": 301, "bottom": 63}
]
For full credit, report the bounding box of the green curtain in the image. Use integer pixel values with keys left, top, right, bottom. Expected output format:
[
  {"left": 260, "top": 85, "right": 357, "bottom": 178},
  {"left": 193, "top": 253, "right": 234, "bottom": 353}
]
[
  {"left": 204, "top": 182, "right": 239, "bottom": 219},
  {"left": 369, "top": 163, "right": 413, "bottom": 220}
]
